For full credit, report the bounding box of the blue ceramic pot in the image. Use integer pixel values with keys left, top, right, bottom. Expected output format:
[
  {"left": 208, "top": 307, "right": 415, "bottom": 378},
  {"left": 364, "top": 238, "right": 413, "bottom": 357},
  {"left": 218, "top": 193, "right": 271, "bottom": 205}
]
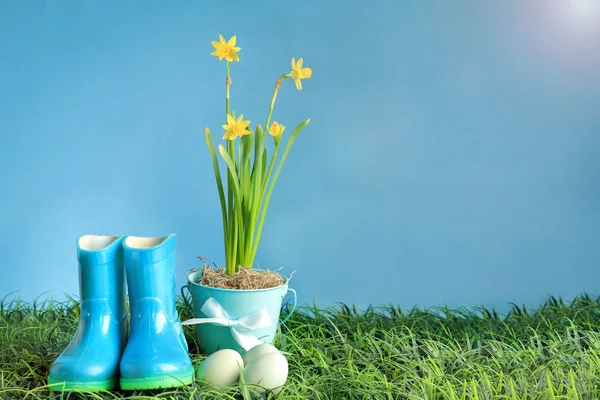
[{"left": 185, "top": 269, "right": 296, "bottom": 355}]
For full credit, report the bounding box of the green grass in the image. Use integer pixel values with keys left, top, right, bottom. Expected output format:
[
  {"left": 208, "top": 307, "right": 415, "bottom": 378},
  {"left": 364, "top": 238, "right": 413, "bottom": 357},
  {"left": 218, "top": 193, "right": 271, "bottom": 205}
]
[{"left": 2, "top": 292, "right": 600, "bottom": 399}]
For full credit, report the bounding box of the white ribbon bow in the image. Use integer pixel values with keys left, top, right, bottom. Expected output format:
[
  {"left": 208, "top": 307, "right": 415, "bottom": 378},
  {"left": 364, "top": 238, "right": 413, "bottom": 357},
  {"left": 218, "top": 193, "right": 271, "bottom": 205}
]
[{"left": 181, "top": 297, "right": 272, "bottom": 351}]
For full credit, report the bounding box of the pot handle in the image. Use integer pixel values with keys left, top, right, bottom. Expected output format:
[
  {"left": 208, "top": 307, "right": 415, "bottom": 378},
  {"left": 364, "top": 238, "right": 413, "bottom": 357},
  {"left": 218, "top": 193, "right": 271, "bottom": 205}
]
[
  {"left": 279, "top": 288, "right": 297, "bottom": 326},
  {"left": 180, "top": 283, "right": 193, "bottom": 314}
]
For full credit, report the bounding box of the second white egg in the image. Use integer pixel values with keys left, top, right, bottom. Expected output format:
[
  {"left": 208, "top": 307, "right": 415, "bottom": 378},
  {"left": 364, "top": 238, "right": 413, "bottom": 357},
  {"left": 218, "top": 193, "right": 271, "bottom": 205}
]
[{"left": 241, "top": 351, "right": 288, "bottom": 394}]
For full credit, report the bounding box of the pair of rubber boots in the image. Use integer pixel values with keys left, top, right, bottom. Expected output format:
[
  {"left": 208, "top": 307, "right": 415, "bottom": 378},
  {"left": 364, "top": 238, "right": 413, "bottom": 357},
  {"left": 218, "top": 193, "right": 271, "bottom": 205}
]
[{"left": 47, "top": 234, "right": 194, "bottom": 391}]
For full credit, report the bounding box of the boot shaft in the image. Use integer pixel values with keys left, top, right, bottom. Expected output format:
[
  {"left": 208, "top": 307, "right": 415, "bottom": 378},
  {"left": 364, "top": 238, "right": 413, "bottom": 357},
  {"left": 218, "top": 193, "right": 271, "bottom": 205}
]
[
  {"left": 48, "top": 235, "right": 128, "bottom": 391},
  {"left": 76, "top": 235, "right": 126, "bottom": 319},
  {"left": 119, "top": 233, "right": 194, "bottom": 390},
  {"left": 122, "top": 234, "right": 178, "bottom": 320}
]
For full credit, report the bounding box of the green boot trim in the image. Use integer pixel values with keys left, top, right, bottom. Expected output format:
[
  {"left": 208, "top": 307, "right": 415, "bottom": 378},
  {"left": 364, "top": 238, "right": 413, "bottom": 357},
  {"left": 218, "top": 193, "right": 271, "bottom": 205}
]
[
  {"left": 47, "top": 377, "right": 116, "bottom": 392},
  {"left": 119, "top": 371, "right": 194, "bottom": 390}
]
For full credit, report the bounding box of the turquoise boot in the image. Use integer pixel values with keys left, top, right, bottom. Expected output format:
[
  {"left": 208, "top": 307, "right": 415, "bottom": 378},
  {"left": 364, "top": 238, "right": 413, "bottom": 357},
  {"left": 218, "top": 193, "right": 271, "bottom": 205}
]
[
  {"left": 48, "top": 235, "right": 127, "bottom": 392},
  {"left": 119, "top": 234, "right": 194, "bottom": 390}
]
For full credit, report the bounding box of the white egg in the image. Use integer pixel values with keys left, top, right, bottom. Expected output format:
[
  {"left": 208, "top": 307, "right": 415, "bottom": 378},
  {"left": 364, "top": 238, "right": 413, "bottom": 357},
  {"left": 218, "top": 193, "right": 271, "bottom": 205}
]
[
  {"left": 242, "top": 343, "right": 279, "bottom": 366},
  {"left": 240, "top": 351, "right": 288, "bottom": 394},
  {"left": 196, "top": 349, "right": 244, "bottom": 387}
]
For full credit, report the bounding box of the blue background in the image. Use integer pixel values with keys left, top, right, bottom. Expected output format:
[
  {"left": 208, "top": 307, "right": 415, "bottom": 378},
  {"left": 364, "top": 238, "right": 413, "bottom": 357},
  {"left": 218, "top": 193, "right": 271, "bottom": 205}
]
[{"left": 1, "top": 1, "right": 599, "bottom": 315}]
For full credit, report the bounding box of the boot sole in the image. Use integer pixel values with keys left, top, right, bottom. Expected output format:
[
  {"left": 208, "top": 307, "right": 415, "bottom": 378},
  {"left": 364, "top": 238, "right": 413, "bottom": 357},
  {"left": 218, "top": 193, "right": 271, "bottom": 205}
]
[
  {"left": 119, "top": 371, "right": 194, "bottom": 390},
  {"left": 47, "top": 377, "right": 116, "bottom": 392}
]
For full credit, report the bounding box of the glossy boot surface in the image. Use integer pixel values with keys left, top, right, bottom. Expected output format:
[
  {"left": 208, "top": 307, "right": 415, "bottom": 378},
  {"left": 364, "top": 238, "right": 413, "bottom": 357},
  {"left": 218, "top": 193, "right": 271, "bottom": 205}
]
[
  {"left": 48, "top": 235, "right": 127, "bottom": 392},
  {"left": 119, "top": 234, "right": 193, "bottom": 390}
]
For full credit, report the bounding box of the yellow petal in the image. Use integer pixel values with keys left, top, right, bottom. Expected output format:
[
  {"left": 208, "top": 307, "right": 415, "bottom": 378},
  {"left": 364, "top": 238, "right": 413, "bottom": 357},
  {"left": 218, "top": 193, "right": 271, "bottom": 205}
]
[
  {"left": 226, "top": 114, "right": 235, "bottom": 125},
  {"left": 269, "top": 122, "right": 285, "bottom": 137},
  {"left": 223, "top": 131, "right": 236, "bottom": 140},
  {"left": 303, "top": 67, "right": 312, "bottom": 78},
  {"left": 297, "top": 58, "right": 303, "bottom": 69},
  {"left": 227, "top": 35, "right": 237, "bottom": 47},
  {"left": 291, "top": 58, "right": 297, "bottom": 70},
  {"left": 294, "top": 78, "right": 302, "bottom": 90},
  {"left": 211, "top": 41, "right": 220, "bottom": 49},
  {"left": 219, "top": 34, "right": 226, "bottom": 44}
]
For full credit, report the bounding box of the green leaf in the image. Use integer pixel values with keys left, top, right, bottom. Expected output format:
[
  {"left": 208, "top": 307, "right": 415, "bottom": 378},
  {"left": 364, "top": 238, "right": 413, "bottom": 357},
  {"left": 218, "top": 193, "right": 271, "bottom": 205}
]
[
  {"left": 226, "top": 137, "right": 236, "bottom": 272},
  {"left": 204, "top": 129, "right": 228, "bottom": 256},
  {"left": 251, "top": 118, "right": 310, "bottom": 261},
  {"left": 240, "top": 134, "right": 253, "bottom": 210},
  {"left": 218, "top": 144, "right": 245, "bottom": 269},
  {"left": 244, "top": 125, "right": 265, "bottom": 265},
  {"left": 252, "top": 125, "right": 265, "bottom": 206},
  {"left": 262, "top": 148, "right": 268, "bottom": 182},
  {"left": 239, "top": 133, "right": 254, "bottom": 266}
]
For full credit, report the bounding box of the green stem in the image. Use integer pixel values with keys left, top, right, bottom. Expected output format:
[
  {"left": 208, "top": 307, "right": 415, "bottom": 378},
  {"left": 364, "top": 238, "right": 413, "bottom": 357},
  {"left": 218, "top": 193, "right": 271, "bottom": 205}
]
[
  {"left": 242, "top": 127, "right": 260, "bottom": 267},
  {"left": 226, "top": 63, "right": 231, "bottom": 115},
  {"left": 238, "top": 135, "right": 252, "bottom": 267},
  {"left": 241, "top": 76, "right": 285, "bottom": 267},
  {"left": 225, "top": 61, "right": 236, "bottom": 275},
  {"left": 220, "top": 145, "right": 244, "bottom": 275},
  {"left": 245, "top": 140, "right": 278, "bottom": 267},
  {"left": 263, "top": 76, "right": 284, "bottom": 137}
]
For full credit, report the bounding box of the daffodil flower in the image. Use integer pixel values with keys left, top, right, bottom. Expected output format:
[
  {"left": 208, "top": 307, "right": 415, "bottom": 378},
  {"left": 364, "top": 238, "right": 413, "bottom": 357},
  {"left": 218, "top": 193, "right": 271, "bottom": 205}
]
[
  {"left": 222, "top": 114, "right": 251, "bottom": 140},
  {"left": 268, "top": 121, "right": 285, "bottom": 143},
  {"left": 289, "top": 58, "right": 312, "bottom": 90},
  {"left": 211, "top": 34, "right": 241, "bottom": 62}
]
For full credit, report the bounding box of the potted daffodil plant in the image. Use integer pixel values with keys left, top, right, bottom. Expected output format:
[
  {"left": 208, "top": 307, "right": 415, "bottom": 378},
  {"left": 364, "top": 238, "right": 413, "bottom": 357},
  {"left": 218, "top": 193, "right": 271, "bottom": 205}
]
[{"left": 183, "top": 34, "right": 311, "bottom": 355}]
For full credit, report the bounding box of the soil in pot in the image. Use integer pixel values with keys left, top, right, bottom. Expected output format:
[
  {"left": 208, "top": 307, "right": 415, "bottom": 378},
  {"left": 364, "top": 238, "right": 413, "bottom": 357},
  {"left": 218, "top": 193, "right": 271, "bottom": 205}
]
[{"left": 196, "top": 265, "right": 284, "bottom": 290}]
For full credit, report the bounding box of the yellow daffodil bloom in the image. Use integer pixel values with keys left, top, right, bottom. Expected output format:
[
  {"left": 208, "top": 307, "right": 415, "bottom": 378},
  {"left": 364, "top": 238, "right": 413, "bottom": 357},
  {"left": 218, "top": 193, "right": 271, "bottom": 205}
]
[
  {"left": 289, "top": 58, "right": 312, "bottom": 90},
  {"left": 211, "top": 34, "right": 241, "bottom": 62},
  {"left": 222, "top": 114, "right": 251, "bottom": 140},
  {"left": 268, "top": 121, "right": 285, "bottom": 138}
]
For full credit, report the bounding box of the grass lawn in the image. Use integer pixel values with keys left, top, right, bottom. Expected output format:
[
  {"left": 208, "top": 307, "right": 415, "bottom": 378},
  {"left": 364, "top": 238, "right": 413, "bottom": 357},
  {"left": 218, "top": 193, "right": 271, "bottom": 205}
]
[{"left": 2, "top": 293, "right": 600, "bottom": 399}]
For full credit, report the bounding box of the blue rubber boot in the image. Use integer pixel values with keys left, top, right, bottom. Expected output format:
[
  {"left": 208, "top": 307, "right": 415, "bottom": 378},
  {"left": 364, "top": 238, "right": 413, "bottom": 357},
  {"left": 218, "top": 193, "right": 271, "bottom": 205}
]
[
  {"left": 119, "top": 234, "right": 194, "bottom": 390},
  {"left": 48, "top": 235, "right": 127, "bottom": 392}
]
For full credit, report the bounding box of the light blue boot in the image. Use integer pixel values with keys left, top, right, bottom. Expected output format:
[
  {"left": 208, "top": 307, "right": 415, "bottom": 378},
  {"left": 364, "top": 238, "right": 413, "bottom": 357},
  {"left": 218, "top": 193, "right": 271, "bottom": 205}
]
[
  {"left": 48, "top": 235, "right": 127, "bottom": 392},
  {"left": 119, "top": 234, "right": 194, "bottom": 390}
]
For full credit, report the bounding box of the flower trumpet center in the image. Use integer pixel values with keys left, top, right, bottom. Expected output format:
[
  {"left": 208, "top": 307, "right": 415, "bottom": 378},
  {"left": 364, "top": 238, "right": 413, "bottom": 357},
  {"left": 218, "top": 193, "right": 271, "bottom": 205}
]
[
  {"left": 218, "top": 47, "right": 230, "bottom": 57},
  {"left": 232, "top": 124, "right": 245, "bottom": 135}
]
